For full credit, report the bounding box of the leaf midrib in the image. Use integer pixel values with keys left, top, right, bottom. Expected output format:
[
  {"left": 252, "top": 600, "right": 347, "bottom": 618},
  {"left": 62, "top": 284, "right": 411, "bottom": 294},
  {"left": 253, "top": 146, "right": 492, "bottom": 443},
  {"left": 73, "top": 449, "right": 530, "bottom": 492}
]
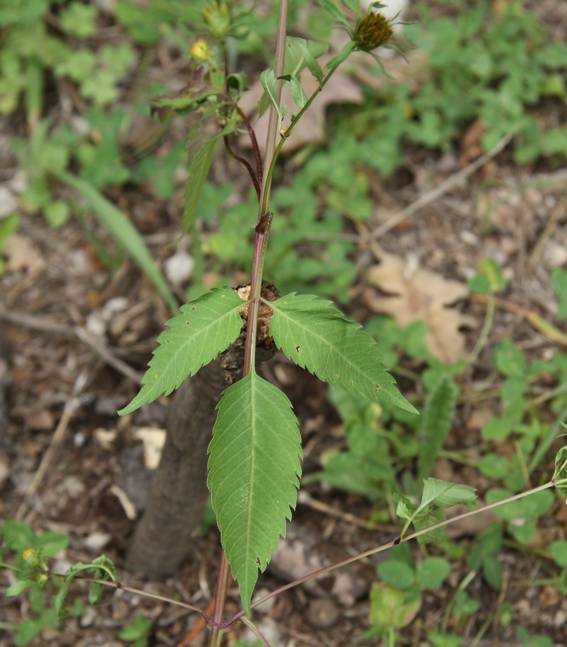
[
  {"left": 267, "top": 297, "right": 379, "bottom": 395},
  {"left": 146, "top": 301, "right": 243, "bottom": 390}
]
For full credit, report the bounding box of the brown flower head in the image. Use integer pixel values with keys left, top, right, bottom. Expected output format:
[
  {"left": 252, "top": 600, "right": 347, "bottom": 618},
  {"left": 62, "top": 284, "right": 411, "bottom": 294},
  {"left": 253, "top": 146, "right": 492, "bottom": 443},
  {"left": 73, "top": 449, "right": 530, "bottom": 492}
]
[{"left": 353, "top": 11, "right": 394, "bottom": 51}]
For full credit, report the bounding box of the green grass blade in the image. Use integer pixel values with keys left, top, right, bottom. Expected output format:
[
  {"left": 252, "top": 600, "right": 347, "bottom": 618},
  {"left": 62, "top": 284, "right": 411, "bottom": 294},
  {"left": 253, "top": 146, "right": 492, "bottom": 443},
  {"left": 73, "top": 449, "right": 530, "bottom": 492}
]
[{"left": 58, "top": 172, "right": 177, "bottom": 311}]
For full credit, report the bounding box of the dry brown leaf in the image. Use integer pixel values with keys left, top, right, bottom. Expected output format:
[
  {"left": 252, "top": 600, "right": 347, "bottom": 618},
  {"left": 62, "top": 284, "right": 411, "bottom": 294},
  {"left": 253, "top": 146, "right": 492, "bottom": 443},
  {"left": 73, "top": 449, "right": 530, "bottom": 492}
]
[
  {"left": 5, "top": 234, "right": 46, "bottom": 274},
  {"left": 365, "top": 251, "right": 474, "bottom": 363}
]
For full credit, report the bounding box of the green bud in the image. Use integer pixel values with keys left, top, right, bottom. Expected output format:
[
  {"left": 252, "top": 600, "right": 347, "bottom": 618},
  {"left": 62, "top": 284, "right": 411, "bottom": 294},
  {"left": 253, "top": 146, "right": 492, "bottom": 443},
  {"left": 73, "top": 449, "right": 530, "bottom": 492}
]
[{"left": 203, "top": 1, "right": 231, "bottom": 38}]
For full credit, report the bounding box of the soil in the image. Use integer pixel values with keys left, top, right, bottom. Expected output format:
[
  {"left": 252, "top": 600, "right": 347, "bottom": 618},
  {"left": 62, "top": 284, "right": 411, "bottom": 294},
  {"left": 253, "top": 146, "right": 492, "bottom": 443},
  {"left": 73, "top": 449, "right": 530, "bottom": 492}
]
[{"left": 1, "top": 2, "right": 567, "bottom": 646}]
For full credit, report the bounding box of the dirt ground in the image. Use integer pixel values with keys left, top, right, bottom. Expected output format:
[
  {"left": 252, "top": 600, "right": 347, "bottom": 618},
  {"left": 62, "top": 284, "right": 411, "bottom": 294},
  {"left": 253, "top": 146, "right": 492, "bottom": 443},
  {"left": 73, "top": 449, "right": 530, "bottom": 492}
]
[{"left": 2, "top": 2, "right": 567, "bottom": 646}]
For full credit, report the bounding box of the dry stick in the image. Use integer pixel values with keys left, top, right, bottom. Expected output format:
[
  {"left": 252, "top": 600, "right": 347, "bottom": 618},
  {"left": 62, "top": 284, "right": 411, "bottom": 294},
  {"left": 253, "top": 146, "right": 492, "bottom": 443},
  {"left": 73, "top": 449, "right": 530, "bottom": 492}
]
[
  {"left": 470, "top": 293, "right": 567, "bottom": 347},
  {"left": 77, "top": 577, "right": 207, "bottom": 619},
  {"left": 223, "top": 480, "right": 559, "bottom": 628},
  {"left": 208, "top": 4, "right": 289, "bottom": 646},
  {"left": 362, "top": 130, "right": 516, "bottom": 241},
  {"left": 0, "top": 306, "right": 142, "bottom": 383},
  {"left": 16, "top": 370, "right": 90, "bottom": 520},
  {"left": 57, "top": 479, "right": 564, "bottom": 635}
]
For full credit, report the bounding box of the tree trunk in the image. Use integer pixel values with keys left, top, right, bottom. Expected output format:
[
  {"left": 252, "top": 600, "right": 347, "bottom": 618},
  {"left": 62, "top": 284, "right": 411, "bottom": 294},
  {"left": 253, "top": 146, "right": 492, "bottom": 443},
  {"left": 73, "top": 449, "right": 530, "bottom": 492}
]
[
  {"left": 126, "top": 283, "right": 278, "bottom": 578},
  {"left": 126, "top": 340, "right": 245, "bottom": 577}
]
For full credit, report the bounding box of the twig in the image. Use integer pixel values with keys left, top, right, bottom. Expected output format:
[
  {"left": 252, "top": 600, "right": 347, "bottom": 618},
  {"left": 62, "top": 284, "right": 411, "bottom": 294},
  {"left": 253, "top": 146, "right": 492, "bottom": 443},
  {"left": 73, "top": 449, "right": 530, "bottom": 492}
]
[
  {"left": 363, "top": 130, "right": 516, "bottom": 241},
  {"left": 470, "top": 294, "right": 567, "bottom": 347},
  {"left": 0, "top": 306, "right": 142, "bottom": 383},
  {"left": 16, "top": 370, "right": 90, "bottom": 520},
  {"left": 298, "top": 491, "right": 384, "bottom": 531},
  {"left": 77, "top": 576, "right": 208, "bottom": 620},
  {"left": 224, "top": 480, "right": 559, "bottom": 628}
]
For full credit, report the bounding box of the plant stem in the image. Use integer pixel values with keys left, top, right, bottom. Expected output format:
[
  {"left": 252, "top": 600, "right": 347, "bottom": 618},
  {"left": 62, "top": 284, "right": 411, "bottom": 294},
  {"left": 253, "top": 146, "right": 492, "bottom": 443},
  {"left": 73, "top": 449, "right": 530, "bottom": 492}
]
[
  {"left": 223, "top": 480, "right": 558, "bottom": 628},
  {"left": 208, "top": 3, "right": 289, "bottom": 644},
  {"left": 528, "top": 401, "right": 567, "bottom": 474}
]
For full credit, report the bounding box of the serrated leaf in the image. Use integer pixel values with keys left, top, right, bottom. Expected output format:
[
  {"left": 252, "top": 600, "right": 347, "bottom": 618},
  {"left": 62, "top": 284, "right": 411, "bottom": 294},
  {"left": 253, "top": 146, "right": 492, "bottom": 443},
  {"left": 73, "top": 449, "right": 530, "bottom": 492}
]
[
  {"left": 418, "top": 377, "right": 459, "bottom": 479},
  {"left": 208, "top": 370, "right": 302, "bottom": 611},
  {"left": 266, "top": 293, "right": 417, "bottom": 414},
  {"left": 419, "top": 478, "right": 477, "bottom": 512},
  {"left": 119, "top": 289, "right": 245, "bottom": 415},
  {"left": 182, "top": 135, "right": 218, "bottom": 232}
]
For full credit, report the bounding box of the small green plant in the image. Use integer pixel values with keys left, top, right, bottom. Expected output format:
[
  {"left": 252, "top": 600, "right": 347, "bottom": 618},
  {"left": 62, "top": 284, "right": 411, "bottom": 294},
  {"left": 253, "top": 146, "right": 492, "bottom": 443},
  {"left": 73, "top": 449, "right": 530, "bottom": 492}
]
[{"left": 0, "top": 520, "right": 115, "bottom": 646}]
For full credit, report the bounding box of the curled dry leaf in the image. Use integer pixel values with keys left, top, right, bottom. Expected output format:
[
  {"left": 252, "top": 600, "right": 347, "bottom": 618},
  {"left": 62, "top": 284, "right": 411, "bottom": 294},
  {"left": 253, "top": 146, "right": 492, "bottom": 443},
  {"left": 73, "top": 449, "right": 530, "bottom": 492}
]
[{"left": 365, "top": 251, "right": 474, "bottom": 363}]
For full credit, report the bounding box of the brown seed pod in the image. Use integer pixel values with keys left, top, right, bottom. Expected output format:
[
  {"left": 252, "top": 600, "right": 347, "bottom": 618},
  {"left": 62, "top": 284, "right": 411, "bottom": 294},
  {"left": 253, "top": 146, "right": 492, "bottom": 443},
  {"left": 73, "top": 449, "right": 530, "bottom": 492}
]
[{"left": 353, "top": 11, "right": 394, "bottom": 51}]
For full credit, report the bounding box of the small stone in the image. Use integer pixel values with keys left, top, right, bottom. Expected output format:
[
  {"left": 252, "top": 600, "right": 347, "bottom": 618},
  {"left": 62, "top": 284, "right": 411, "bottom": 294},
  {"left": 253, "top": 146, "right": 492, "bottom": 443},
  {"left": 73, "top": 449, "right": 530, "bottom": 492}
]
[
  {"left": 62, "top": 475, "right": 85, "bottom": 499},
  {"left": 164, "top": 251, "right": 194, "bottom": 286},
  {"left": 307, "top": 598, "right": 340, "bottom": 629},
  {"left": 83, "top": 531, "right": 111, "bottom": 552}
]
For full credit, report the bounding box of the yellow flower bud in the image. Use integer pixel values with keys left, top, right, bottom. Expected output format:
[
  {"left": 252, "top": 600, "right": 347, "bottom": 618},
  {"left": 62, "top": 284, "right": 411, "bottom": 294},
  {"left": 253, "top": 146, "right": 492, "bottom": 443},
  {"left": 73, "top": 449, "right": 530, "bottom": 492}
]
[
  {"left": 191, "top": 39, "right": 211, "bottom": 62},
  {"left": 22, "top": 548, "right": 35, "bottom": 562}
]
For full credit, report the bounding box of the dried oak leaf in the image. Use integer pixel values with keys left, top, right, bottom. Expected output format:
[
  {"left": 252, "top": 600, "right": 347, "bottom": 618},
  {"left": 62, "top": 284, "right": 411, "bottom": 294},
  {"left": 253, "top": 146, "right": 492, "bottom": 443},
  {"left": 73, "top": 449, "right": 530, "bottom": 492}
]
[{"left": 365, "top": 251, "right": 474, "bottom": 363}]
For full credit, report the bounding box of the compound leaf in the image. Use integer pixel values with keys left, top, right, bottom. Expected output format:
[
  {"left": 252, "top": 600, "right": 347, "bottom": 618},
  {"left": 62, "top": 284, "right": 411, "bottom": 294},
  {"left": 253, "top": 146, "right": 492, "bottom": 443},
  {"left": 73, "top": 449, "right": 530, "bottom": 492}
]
[
  {"left": 208, "top": 370, "right": 302, "bottom": 611},
  {"left": 119, "top": 289, "right": 244, "bottom": 415},
  {"left": 418, "top": 376, "right": 459, "bottom": 479},
  {"left": 266, "top": 293, "right": 417, "bottom": 414}
]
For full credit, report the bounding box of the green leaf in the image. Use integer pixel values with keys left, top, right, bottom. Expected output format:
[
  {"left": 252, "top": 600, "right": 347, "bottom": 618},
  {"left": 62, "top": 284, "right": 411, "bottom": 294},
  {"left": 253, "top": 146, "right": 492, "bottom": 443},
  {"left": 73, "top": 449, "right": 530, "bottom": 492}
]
[
  {"left": 369, "top": 582, "right": 421, "bottom": 631},
  {"left": 14, "top": 619, "right": 41, "bottom": 646},
  {"left": 290, "top": 77, "right": 308, "bottom": 109},
  {"left": 419, "top": 478, "right": 477, "bottom": 512},
  {"left": 119, "top": 289, "right": 245, "bottom": 415},
  {"left": 119, "top": 616, "right": 152, "bottom": 642},
  {"left": 377, "top": 560, "right": 415, "bottom": 590},
  {"left": 59, "top": 4, "right": 97, "bottom": 38},
  {"left": 418, "top": 377, "right": 459, "bottom": 479},
  {"left": 34, "top": 531, "right": 69, "bottom": 558},
  {"left": 416, "top": 557, "right": 451, "bottom": 590},
  {"left": 266, "top": 293, "right": 417, "bottom": 414},
  {"left": 319, "top": 0, "right": 350, "bottom": 28},
  {"left": 182, "top": 135, "right": 218, "bottom": 232},
  {"left": 3, "top": 520, "right": 34, "bottom": 550},
  {"left": 57, "top": 173, "right": 177, "bottom": 312},
  {"left": 6, "top": 580, "right": 31, "bottom": 597},
  {"left": 550, "top": 540, "right": 567, "bottom": 568},
  {"left": 260, "top": 68, "right": 285, "bottom": 122},
  {"left": 553, "top": 268, "right": 567, "bottom": 320},
  {"left": 208, "top": 370, "right": 302, "bottom": 611}
]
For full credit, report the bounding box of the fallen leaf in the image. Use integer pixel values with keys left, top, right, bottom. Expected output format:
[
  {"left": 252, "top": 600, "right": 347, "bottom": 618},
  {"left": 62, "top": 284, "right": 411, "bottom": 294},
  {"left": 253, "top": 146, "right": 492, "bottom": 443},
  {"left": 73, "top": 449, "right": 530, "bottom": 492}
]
[
  {"left": 5, "top": 234, "right": 46, "bottom": 274},
  {"left": 365, "top": 251, "right": 474, "bottom": 363}
]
